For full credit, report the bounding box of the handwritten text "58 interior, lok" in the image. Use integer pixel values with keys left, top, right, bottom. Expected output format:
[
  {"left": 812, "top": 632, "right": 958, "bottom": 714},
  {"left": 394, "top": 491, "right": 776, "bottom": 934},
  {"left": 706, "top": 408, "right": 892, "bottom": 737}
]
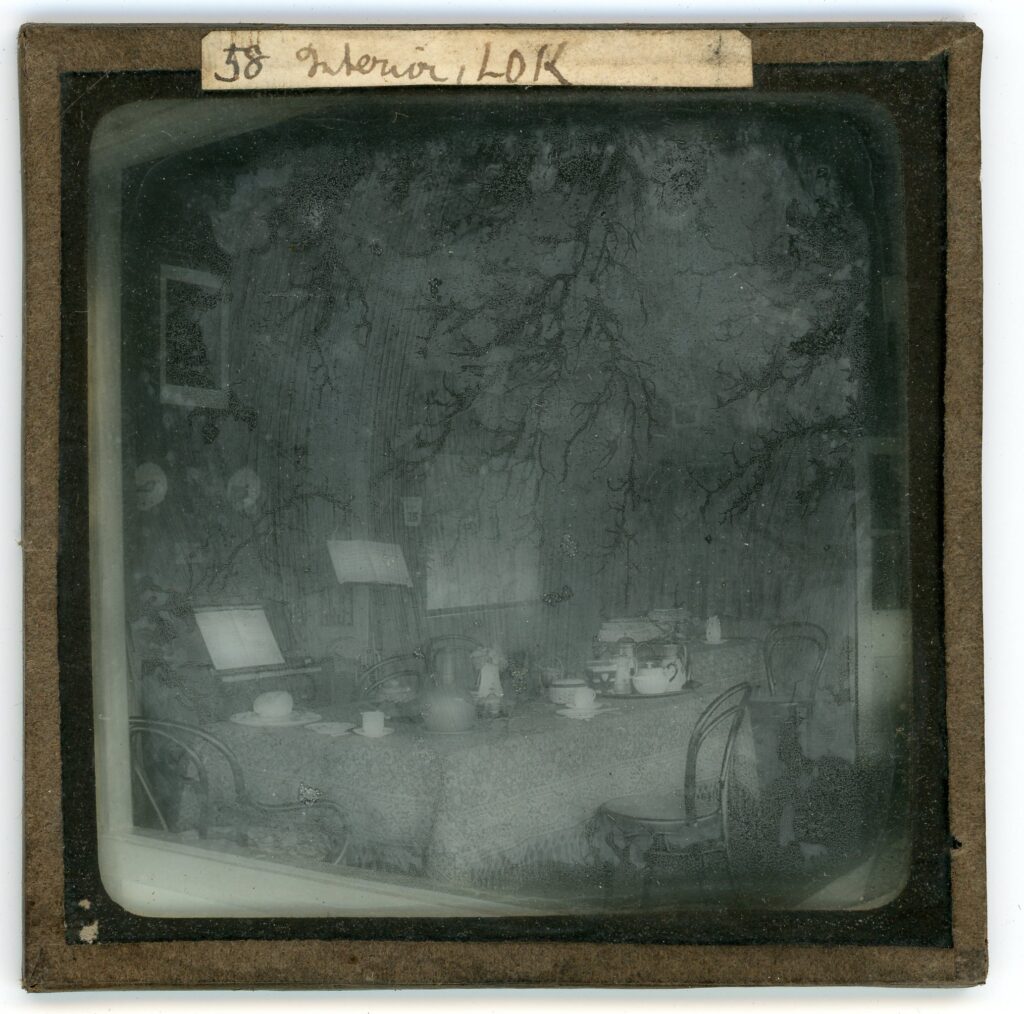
[{"left": 293, "top": 41, "right": 571, "bottom": 85}]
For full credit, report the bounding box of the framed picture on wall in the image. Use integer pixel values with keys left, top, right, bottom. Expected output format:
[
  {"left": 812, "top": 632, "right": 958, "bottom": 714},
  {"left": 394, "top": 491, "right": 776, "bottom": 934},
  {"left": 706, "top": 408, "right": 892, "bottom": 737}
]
[
  {"left": 159, "top": 264, "right": 230, "bottom": 409},
  {"left": 423, "top": 455, "right": 541, "bottom": 614},
  {"left": 21, "top": 22, "right": 984, "bottom": 991}
]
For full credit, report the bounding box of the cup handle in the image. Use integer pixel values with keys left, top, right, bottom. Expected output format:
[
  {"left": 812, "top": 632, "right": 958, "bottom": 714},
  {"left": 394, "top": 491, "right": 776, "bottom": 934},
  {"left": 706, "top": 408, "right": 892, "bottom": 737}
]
[{"left": 667, "top": 661, "right": 680, "bottom": 682}]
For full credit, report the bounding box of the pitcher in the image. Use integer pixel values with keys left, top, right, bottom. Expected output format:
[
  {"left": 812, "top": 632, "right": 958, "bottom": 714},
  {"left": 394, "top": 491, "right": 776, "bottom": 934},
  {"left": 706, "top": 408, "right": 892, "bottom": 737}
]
[{"left": 661, "top": 642, "right": 689, "bottom": 690}]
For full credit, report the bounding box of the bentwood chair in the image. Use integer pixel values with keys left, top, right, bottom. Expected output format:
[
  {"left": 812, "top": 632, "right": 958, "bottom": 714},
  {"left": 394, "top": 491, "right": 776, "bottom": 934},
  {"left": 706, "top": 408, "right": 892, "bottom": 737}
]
[
  {"left": 597, "top": 682, "right": 753, "bottom": 897},
  {"left": 759, "top": 623, "right": 831, "bottom": 849},
  {"left": 357, "top": 636, "right": 482, "bottom": 703},
  {"left": 129, "top": 717, "right": 348, "bottom": 864},
  {"left": 763, "top": 622, "right": 829, "bottom": 713},
  {"left": 358, "top": 652, "right": 427, "bottom": 704}
]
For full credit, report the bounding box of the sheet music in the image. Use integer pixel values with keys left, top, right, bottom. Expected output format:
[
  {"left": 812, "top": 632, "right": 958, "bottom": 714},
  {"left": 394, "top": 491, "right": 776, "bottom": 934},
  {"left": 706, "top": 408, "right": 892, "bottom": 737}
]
[
  {"left": 327, "top": 539, "right": 413, "bottom": 586},
  {"left": 194, "top": 606, "right": 286, "bottom": 671}
]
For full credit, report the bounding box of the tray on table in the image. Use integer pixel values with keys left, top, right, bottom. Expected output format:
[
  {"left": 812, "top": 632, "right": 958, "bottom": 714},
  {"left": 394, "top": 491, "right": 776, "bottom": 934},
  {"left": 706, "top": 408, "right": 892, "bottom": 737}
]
[{"left": 595, "top": 686, "right": 698, "bottom": 700}]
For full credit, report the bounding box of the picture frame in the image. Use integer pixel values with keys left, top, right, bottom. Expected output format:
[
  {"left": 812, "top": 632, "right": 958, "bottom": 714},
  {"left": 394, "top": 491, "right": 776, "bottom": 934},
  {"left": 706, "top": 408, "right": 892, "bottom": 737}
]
[
  {"left": 158, "top": 264, "right": 230, "bottom": 410},
  {"left": 20, "top": 22, "right": 984, "bottom": 990}
]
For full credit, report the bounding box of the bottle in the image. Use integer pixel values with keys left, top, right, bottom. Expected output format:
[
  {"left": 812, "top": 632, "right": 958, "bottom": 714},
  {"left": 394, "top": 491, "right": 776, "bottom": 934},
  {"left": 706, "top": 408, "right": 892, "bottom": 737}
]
[{"left": 614, "top": 637, "right": 637, "bottom": 694}]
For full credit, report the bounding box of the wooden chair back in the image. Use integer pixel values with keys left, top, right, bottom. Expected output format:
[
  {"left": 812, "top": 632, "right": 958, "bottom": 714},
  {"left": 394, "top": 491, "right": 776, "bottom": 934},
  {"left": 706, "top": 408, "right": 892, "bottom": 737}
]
[
  {"left": 129, "top": 716, "right": 347, "bottom": 860},
  {"left": 129, "top": 717, "right": 253, "bottom": 837},
  {"left": 763, "top": 622, "right": 829, "bottom": 702},
  {"left": 682, "top": 682, "right": 753, "bottom": 834},
  {"left": 357, "top": 652, "right": 427, "bottom": 702}
]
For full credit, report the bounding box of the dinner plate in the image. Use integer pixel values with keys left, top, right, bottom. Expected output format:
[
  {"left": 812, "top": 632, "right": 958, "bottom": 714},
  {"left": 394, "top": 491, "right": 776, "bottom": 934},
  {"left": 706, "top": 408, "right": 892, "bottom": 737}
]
[
  {"left": 306, "top": 721, "right": 354, "bottom": 736},
  {"left": 229, "top": 710, "right": 321, "bottom": 727},
  {"left": 352, "top": 727, "right": 395, "bottom": 739}
]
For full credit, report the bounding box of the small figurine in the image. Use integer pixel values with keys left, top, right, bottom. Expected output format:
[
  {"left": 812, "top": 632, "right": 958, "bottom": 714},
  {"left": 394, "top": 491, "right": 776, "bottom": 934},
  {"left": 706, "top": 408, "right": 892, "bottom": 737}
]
[{"left": 471, "top": 645, "right": 507, "bottom": 698}]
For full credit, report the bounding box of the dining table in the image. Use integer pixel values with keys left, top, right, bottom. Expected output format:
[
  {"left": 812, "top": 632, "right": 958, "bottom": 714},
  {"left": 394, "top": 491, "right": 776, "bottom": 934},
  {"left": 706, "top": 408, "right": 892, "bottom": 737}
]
[{"left": 206, "top": 638, "right": 767, "bottom": 889}]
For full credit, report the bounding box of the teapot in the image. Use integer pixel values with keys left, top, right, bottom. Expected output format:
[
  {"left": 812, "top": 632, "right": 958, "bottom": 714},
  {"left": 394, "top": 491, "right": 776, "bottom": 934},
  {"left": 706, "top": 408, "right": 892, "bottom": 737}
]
[
  {"left": 421, "top": 668, "right": 476, "bottom": 733},
  {"left": 421, "top": 686, "right": 476, "bottom": 733},
  {"left": 632, "top": 662, "right": 679, "bottom": 695}
]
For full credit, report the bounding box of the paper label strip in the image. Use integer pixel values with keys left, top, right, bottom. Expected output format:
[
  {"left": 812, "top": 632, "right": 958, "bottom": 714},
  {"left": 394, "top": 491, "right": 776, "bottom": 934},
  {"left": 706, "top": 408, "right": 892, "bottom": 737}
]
[{"left": 202, "top": 29, "right": 753, "bottom": 91}]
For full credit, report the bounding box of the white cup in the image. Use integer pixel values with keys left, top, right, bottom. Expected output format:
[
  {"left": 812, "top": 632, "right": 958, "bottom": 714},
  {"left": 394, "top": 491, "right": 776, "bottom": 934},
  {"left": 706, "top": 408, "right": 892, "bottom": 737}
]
[
  {"left": 361, "top": 710, "right": 386, "bottom": 736},
  {"left": 572, "top": 686, "right": 597, "bottom": 711}
]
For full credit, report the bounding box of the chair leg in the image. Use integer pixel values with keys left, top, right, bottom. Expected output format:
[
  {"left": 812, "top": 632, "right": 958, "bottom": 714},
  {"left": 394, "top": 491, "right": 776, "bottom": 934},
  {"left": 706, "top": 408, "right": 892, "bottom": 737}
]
[
  {"left": 328, "top": 836, "right": 350, "bottom": 866},
  {"left": 132, "top": 763, "right": 169, "bottom": 832},
  {"left": 639, "top": 864, "right": 652, "bottom": 906},
  {"left": 642, "top": 833, "right": 672, "bottom": 905},
  {"left": 697, "top": 843, "right": 735, "bottom": 900},
  {"left": 604, "top": 829, "right": 648, "bottom": 903}
]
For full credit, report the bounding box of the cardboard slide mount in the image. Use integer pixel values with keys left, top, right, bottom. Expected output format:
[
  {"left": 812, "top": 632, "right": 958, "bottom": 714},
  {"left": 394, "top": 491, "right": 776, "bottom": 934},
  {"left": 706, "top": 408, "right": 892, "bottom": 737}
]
[{"left": 21, "top": 23, "right": 984, "bottom": 989}]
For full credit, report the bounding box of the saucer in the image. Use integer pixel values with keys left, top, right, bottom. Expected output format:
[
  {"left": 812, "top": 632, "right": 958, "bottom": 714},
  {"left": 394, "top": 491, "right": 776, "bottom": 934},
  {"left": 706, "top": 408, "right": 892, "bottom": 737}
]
[
  {"left": 352, "top": 727, "right": 395, "bottom": 739},
  {"left": 229, "top": 710, "right": 321, "bottom": 727},
  {"left": 307, "top": 721, "right": 354, "bottom": 737},
  {"left": 557, "top": 706, "right": 610, "bottom": 720}
]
